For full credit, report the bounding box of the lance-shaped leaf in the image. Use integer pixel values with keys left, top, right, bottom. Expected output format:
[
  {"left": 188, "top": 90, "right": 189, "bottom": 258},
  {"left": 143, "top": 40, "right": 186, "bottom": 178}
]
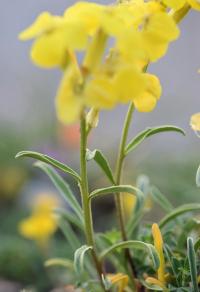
[
  {"left": 58, "top": 218, "right": 81, "bottom": 252},
  {"left": 159, "top": 204, "right": 200, "bottom": 228},
  {"left": 45, "top": 258, "right": 74, "bottom": 269},
  {"left": 89, "top": 185, "right": 144, "bottom": 203},
  {"left": 54, "top": 208, "right": 84, "bottom": 231},
  {"left": 187, "top": 237, "right": 198, "bottom": 292},
  {"left": 86, "top": 149, "right": 115, "bottom": 184},
  {"left": 127, "top": 175, "right": 149, "bottom": 236},
  {"left": 125, "top": 126, "right": 185, "bottom": 155},
  {"left": 16, "top": 150, "right": 81, "bottom": 182},
  {"left": 151, "top": 186, "right": 173, "bottom": 213},
  {"left": 100, "top": 240, "right": 160, "bottom": 270},
  {"left": 74, "top": 245, "right": 93, "bottom": 275},
  {"left": 196, "top": 165, "right": 200, "bottom": 187},
  {"left": 35, "top": 162, "right": 83, "bottom": 223}
]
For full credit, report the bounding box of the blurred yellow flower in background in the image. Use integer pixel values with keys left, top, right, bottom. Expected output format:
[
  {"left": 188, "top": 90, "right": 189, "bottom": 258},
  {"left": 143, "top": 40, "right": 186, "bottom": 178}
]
[
  {"left": 18, "top": 194, "right": 59, "bottom": 247},
  {"left": 190, "top": 113, "right": 200, "bottom": 132}
]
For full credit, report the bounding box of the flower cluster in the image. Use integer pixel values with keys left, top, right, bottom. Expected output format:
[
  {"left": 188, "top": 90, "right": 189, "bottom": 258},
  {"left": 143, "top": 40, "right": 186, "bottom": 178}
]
[{"left": 19, "top": 0, "right": 183, "bottom": 124}]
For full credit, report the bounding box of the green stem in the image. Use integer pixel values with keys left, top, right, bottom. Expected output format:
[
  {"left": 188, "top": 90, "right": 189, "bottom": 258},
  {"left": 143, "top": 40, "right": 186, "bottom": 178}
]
[
  {"left": 80, "top": 113, "right": 106, "bottom": 291},
  {"left": 114, "top": 103, "right": 138, "bottom": 289}
]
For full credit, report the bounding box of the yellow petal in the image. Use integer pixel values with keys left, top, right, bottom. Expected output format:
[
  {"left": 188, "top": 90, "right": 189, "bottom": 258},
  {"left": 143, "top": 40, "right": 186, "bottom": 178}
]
[
  {"left": 31, "top": 32, "right": 67, "bottom": 68},
  {"left": 56, "top": 65, "right": 83, "bottom": 124},
  {"left": 142, "top": 12, "right": 179, "bottom": 61},
  {"left": 114, "top": 66, "right": 146, "bottom": 103},
  {"left": 84, "top": 77, "right": 117, "bottom": 109},
  {"left": 145, "top": 73, "right": 162, "bottom": 100},
  {"left": 64, "top": 2, "right": 103, "bottom": 36},
  {"left": 19, "top": 12, "right": 59, "bottom": 40},
  {"left": 190, "top": 113, "right": 200, "bottom": 131},
  {"left": 152, "top": 223, "right": 166, "bottom": 285},
  {"left": 133, "top": 92, "right": 157, "bottom": 112}
]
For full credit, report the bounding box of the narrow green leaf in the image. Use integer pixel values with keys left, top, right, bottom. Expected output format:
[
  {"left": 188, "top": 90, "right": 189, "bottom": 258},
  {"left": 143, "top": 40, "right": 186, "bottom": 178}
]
[
  {"left": 194, "top": 238, "right": 200, "bottom": 252},
  {"left": 178, "top": 219, "right": 200, "bottom": 249},
  {"left": 159, "top": 204, "right": 200, "bottom": 228},
  {"left": 35, "top": 162, "right": 83, "bottom": 223},
  {"left": 151, "top": 186, "right": 173, "bottom": 213},
  {"left": 164, "top": 244, "right": 180, "bottom": 286},
  {"left": 74, "top": 245, "right": 93, "bottom": 275},
  {"left": 58, "top": 218, "right": 80, "bottom": 251},
  {"left": 196, "top": 165, "right": 200, "bottom": 187},
  {"left": 125, "top": 126, "right": 185, "bottom": 155},
  {"left": 187, "top": 237, "right": 198, "bottom": 292},
  {"left": 127, "top": 175, "right": 149, "bottom": 236},
  {"left": 45, "top": 258, "right": 74, "bottom": 269},
  {"left": 89, "top": 185, "right": 144, "bottom": 202},
  {"left": 86, "top": 149, "right": 115, "bottom": 184},
  {"left": 142, "top": 280, "right": 164, "bottom": 291},
  {"left": 15, "top": 150, "right": 81, "bottom": 182},
  {"left": 53, "top": 208, "right": 84, "bottom": 231},
  {"left": 100, "top": 240, "right": 160, "bottom": 270}
]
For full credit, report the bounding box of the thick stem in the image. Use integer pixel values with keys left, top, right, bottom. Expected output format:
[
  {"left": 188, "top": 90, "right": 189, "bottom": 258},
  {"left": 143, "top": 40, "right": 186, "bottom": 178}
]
[
  {"left": 114, "top": 103, "right": 138, "bottom": 289},
  {"left": 80, "top": 113, "right": 106, "bottom": 291}
]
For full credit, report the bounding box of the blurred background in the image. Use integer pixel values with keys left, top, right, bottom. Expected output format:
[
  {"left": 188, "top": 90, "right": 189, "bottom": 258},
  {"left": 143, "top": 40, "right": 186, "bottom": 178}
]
[{"left": 0, "top": 0, "right": 200, "bottom": 291}]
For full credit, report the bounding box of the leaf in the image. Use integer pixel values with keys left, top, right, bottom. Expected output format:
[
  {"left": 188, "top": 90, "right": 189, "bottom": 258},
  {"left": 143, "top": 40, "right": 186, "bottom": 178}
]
[
  {"left": 159, "top": 204, "right": 200, "bottom": 228},
  {"left": 127, "top": 175, "right": 149, "bottom": 236},
  {"left": 35, "top": 162, "right": 83, "bottom": 223},
  {"left": 164, "top": 244, "right": 180, "bottom": 286},
  {"left": 100, "top": 240, "right": 160, "bottom": 270},
  {"left": 54, "top": 207, "right": 84, "bottom": 231},
  {"left": 45, "top": 258, "right": 74, "bottom": 269},
  {"left": 194, "top": 237, "right": 200, "bottom": 252},
  {"left": 151, "top": 186, "right": 173, "bottom": 213},
  {"left": 187, "top": 237, "right": 198, "bottom": 292},
  {"left": 142, "top": 279, "right": 164, "bottom": 291},
  {"left": 58, "top": 218, "right": 81, "bottom": 251},
  {"left": 125, "top": 126, "right": 185, "bottom": 155},
  {"left": 15, "top": 150, "right": 81, "bottom": 182},
  {"left": 86, "top": 149, "right": 115, "bottom": 184},
  {"left": 89, "top": 185, "right": 144, "bottom": 202},
  {"left": 196, "top": 165, "right": 200, "bottom": 187},
  {"left": 178, "top": 219, "right": 200, "bottom": 249},
  {"left": 74, "top": 245, "right": 93, "bottom": 275}
]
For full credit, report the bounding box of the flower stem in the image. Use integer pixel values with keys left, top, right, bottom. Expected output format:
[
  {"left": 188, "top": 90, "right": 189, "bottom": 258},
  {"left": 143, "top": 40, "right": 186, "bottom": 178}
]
[
  {"left": 114, "top": 102, "right": 138, "bottom": 289},
  {"left": 80, "top": 113, "right": 106, "bottom": 291}
]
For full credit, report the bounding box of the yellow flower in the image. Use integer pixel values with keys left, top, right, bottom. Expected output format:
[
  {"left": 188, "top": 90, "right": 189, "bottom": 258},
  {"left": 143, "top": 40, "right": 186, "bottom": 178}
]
[
  {"left": 190, "top": 113, "right": 200, "bottom": 132},
  {"left": 141, "top": 11, "right": 180, "bottom": 62},
  {"left": 152, "top": 223, "right": 166, "bottom": 285},
  {"left": 19, "top": 194, "right": 58, "bottom": 246},
  {"left": 107, "top": 273, "right": 129, "bottom": 292},
  {"left": 133, "top": 73, "right": 162, "bottom": 112},
  {"left": 19, "top": 12, "right": 88, "bottom": 68},
  {"left": 19, "top": 0, "right": 181, "bottom": 124}
]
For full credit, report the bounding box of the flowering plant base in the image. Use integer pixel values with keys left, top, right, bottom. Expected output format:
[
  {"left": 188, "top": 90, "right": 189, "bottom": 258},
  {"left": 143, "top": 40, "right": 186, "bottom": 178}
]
[{"left": 17, "top": 1, "right": 200, "bottom": 291}]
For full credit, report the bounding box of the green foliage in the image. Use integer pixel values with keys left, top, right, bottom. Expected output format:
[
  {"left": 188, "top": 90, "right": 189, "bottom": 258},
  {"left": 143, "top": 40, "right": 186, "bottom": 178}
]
[
  {"left": 125, "top": 126, "right": 185, "bottom": 155},
  {"left": 16, "top": 125, "right": 199, "bottom": 291}
]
